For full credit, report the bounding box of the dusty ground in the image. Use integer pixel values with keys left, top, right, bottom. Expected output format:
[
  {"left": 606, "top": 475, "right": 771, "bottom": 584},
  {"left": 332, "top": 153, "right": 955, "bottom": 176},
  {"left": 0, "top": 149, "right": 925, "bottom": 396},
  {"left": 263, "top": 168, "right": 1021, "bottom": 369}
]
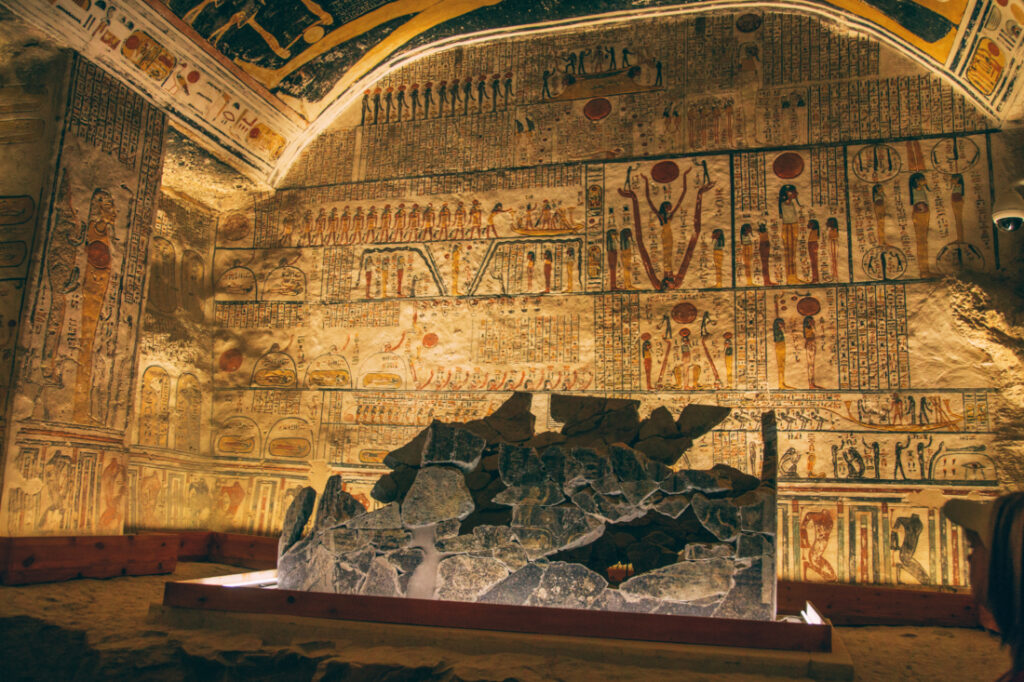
[{"left": 0, "top": 562, "right": 1012, "bottom": 681}]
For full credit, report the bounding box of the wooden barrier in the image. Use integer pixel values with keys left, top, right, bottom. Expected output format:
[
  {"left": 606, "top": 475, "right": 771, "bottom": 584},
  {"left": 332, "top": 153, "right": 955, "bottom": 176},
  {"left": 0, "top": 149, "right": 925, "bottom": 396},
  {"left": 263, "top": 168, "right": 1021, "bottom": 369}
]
[
  {"left": 0, "top": 533, "right": 178, "bottom": 585},
  {"left": 163, "top": 572, "right": 833, "bottom": 652},
  {"left": 0, "top": 529, "right": 984, "bottom": 629},
  {"left": 778, "top": 580, "right": 979, "bottom": 627},
  {"left": 208, "top": 532, "right": 276, "bottom": 569}
]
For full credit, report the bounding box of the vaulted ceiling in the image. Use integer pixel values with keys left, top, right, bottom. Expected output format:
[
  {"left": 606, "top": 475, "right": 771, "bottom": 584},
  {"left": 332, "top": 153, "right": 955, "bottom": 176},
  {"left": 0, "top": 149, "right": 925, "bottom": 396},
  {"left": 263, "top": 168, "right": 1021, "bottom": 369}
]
[{"left": 5, "top": 0, "right": 1022, "bottom": 185}]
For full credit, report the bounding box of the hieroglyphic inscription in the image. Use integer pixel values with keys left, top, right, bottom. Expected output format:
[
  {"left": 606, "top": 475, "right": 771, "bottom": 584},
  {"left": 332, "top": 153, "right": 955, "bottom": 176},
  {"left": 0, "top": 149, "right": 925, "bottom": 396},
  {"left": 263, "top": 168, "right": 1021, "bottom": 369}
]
[{"left": 835, "top": 284, "right": 909, "bottom": 390}]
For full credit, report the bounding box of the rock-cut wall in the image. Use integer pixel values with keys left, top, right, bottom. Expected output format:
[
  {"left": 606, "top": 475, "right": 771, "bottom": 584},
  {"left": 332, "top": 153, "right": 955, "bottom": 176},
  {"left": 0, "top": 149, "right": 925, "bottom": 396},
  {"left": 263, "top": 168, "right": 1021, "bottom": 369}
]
[{"left": 0, "top": 54, "right": 166, "bottom": 535}]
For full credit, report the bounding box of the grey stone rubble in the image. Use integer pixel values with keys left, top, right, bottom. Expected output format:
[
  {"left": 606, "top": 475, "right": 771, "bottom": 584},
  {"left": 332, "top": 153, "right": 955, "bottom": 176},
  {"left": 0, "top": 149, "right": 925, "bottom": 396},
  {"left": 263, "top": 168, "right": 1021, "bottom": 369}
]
[{"left": 278, "top": 393, "right": 777, "bottom": 621}]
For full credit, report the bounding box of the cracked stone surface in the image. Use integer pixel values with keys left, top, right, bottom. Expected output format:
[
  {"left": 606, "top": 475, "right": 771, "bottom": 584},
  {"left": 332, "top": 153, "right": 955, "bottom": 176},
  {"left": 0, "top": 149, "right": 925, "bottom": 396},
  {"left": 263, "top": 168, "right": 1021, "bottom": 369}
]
[
  {"left": 423, "top": 421, "right": 487, "bottom": 471},
  {"left": 361, "top": 557, "right": 403, "bottom": 597},
  {"left": 691, "top": 493, "right": 742, "bottom": 542},
  {"left": 492, "top": 481, "right": 565, "bottom": 507},
  {"left": 526, "top": 562, "right": 607, "bottom": 609},
  {"left": 619, "top": 558, "right": 736, "bottom": 603},
  {"left": 347, "top": 502, "right": 402, "bottom": 530},
  {"left": 278, "top": 399, "right": 777, "bottom": 622},
  {"left": 279, "top": 486, "right": 316, "bottom": 556},
  {"left": 401, "top": 467, "right": 475, "bottom": 528},
  {"left": 478, "top": 563, "right": 545, "bottom": 605},
  {"left": 434, "top": 555, "right": 510, "bottom": 602},
  {"left": 511, "top": 505, "right": 604, "bottom": 559},
  {"left": 312, "top": 475, "right": 367, "bottom": 532}
]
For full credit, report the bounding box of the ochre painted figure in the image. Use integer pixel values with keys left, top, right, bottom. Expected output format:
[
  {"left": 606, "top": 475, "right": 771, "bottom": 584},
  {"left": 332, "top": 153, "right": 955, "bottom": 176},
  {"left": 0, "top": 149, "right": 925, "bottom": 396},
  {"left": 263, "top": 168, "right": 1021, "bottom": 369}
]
[{"left": 72, "top": 189, "right": 117, "bottom": 424}]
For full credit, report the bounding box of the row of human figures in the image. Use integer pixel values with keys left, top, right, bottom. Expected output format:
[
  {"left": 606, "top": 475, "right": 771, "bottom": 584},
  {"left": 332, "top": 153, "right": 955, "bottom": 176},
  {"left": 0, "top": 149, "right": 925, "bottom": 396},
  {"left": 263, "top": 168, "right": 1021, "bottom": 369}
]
[
  {"left": 360, "top": 73, "right": 516, "bottom": 124},
  {"left": 277, "top": 201, "right": 505, "bottom": 247}
]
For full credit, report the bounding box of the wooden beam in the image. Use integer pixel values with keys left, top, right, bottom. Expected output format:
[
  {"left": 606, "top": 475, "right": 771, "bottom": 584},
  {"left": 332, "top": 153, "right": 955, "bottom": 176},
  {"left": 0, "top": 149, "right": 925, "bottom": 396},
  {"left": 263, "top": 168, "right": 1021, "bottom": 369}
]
[
  {"left": 163, "top": 576, "right": 833, "bottom": 653},
  {"left": 778, "top": 580, "right": 979, "bottom": 627},
  {"left": 176, "top": 531, "right": 213, "bottom": 561},
  {"left": 208, "top": 532, "right": 277, "bottom": 569},
  {"left": 0, "top": 534, "right": 178, "bottom": 585}
]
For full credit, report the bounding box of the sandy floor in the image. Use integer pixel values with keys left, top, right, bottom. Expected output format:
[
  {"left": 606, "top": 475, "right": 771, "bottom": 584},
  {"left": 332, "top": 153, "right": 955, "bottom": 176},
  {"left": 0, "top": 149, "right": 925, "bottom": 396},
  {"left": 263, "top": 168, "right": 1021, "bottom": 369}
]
[{"left": 0, "top": 562, "right": 1013, "bottom": 681}]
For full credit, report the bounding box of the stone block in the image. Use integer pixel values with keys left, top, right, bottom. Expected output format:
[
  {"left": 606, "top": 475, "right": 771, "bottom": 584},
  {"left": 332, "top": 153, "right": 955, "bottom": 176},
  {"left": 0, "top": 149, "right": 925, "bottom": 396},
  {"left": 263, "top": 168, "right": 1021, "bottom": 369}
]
[
  {"left": 492, "top": 481, "right": 565, "bottom": 506},
  {"left": 682, "top": 542, "right": 735, "bottom": 560},
  {"left": 312, "top": 475, "right": 366, "bottom": 532},
  {"left": 435, "top": 554, "right": 510, "bottom": 602},
  {"left": 347, "top": 502, "right": 402, "bottom": 530},
  {"left": 675, "top": 404, "right": 731, "bottom": 440},
  {"left": 620, "top": 558, "right": 736, "bottom": 603},
  {"left": 278, "top": 486, "right": 316, "bottom": 556},
  {"left": 526, "top": 562, "right": 607, "bottom": 609},
  {"left": 401, "top": 466, "right": 475, "bottom": 528},
  {"left": 361, "top": 557, "right": 402, "bottom": 597},
  {"left": 511, "top": 505, "right": 604, "bottom": 559},
  {"left": 691, "top": 493, "right": 741, "bottom": 541},
  {"left": 423, "top": 421, "right": 486, "bottom": 471},
  {"left": 478, "top": 563, "right": 544, "bottom": 606}
]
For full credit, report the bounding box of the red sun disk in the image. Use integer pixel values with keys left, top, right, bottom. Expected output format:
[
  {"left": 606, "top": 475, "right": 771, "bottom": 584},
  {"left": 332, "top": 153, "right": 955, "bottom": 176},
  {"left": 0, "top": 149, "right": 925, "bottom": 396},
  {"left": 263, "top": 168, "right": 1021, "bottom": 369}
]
[
  {"left": 583, "top": 97, "right": 612, "bottom": 121},
  {"left": 219, "top": 348, "right": 244, "bottom": 372},
  {"left": 797, "top": 296, "right": 821, "bottom": 317},
  {"left": 671, "top": 301, "right": 698, "bottom": 324},
  {"left": 651, "top": 160, "right": 680, "bottom": 183},
  {"left": 772, "top": 152, "right": 805, "bottom": 179}
]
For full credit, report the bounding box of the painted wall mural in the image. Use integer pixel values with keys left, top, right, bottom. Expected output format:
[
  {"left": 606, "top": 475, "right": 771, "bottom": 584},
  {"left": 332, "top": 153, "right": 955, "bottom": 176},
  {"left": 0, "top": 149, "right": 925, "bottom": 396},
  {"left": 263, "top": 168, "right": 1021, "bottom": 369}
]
[
  {"left": 4, "top": 0, "right": 1024, "bottom": 184},
  {"left": 0, "top": 46, "right": 67, "bottom": 502},
  {"left": 0, "top": 56, "right": 166, "bottom": 536},
  {"left": 0, "top": 7, "right": 1012, "bottom": 594},
  {"left": 155, "top": 9, "right": 1011, "bottom": 590}
]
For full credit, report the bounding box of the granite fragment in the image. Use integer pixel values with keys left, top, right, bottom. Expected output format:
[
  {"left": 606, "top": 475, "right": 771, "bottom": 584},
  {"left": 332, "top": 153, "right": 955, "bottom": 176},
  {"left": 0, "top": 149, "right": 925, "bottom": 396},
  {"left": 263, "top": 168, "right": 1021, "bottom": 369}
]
[
  {"left": 347, "top": 502, "right": 402, "bottom": 529},
  {"left": 619, "top": 558, "right": 736, "bottom": 603},
  {"left": 278, "top": 486, "right": 316, "bottom": 556},
  {"left": 423, "top": 421, "right": 487, "bottom": 471},
  {"left": 526, "top": 561, "right": 607, "bottom": 609},
  {"left": 401, "top": 466, "right": 475, "bottom": 527},
  {"left": 435, "top": 554, "right": 510, "bottom": 602},
  {"left": 478, "top": 563, "right": 545, "bottom": 605},
  {"left": 691, "top": 493, "right": 741, "bottom": 541}
]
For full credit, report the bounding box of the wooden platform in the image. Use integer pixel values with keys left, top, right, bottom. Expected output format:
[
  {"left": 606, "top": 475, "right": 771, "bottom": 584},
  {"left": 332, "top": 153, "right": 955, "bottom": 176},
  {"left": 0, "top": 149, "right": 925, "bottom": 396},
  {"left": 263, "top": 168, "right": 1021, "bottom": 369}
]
[{"left": 153, "top": 569, "right": 854, "bottom": 680}]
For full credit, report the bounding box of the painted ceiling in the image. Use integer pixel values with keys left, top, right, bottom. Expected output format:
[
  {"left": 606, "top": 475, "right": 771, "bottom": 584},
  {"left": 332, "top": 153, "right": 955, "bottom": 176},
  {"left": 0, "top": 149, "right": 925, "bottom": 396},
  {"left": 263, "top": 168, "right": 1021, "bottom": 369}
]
[{"left": 3, "top": 0, "right": 1023, "bottom": 184}]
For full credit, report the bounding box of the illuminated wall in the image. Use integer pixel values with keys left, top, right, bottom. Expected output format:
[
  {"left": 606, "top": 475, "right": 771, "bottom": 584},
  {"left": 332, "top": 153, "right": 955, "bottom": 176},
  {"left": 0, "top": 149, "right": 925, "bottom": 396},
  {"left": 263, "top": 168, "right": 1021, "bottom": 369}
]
[
  {"left": 0, "top": 54, "right": 167, "bottom": 535},
  {"left": 176, "top": 10, "right": 1016, "bottom": 589},
  {"left": 1, "top": 8, "right": 1019, "bottom": 594}
]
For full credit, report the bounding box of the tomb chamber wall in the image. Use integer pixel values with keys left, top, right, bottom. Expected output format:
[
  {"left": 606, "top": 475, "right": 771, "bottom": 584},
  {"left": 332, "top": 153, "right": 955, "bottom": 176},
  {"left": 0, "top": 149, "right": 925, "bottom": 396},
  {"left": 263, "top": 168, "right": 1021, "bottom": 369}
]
[
  {"left": 0, "top": 53, "right": 167, "bottom": 535},
  {"left": 191, "top": 11, "right": 1015, "bottom": 589},
  {"left": 7, "top": 9, "right": 1016, "bottom": 594}
]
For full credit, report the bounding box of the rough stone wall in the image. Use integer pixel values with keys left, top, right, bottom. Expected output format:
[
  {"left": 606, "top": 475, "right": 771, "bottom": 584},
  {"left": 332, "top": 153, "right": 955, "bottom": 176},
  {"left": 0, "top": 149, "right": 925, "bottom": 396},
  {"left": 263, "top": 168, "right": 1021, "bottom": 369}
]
[{"left": 0, "top": 54, "right": 166, "bottom": 536}]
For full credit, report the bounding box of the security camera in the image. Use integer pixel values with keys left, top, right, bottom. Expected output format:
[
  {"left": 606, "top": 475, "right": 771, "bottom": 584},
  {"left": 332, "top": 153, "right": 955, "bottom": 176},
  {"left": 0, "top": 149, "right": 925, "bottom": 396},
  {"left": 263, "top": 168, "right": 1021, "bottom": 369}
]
[{"left": 992, "top": 179, "right": 1024, "bottom": 232}]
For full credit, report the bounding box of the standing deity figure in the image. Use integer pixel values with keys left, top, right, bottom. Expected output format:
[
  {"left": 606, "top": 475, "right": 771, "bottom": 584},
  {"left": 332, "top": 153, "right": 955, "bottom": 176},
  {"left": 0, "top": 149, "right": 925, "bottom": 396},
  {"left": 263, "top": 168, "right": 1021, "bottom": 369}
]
[
  {"left": 909, "top": 172, "right": 932, "bottom": 277},
  {"left": 73, "top": 188, "right": 118, "bottom": 423},
  {"left": 42, "top": 174, "right": 86, "bottom": 384},
  {"left": 778, "top": 185, "right": 802, "bottom": 284},
  {"left": 739, "top": 223, "right": 754, "bottom": 285}
]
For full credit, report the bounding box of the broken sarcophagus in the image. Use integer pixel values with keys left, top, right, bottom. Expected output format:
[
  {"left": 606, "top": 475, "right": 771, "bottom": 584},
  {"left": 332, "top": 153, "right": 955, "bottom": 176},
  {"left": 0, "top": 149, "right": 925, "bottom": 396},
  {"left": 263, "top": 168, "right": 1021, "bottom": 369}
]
[{"left": 278, "top": 393, "right": 778, "bottom": 621}]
